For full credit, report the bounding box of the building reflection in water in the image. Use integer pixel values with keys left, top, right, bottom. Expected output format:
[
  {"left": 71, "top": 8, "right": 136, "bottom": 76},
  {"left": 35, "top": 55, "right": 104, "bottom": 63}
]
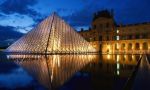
[
  {"left": 101, "top": 54, "right": 140, "bottom": 75},
  {"left": 7, "top": 54, "right": 96, "bottom": 89},
  {"left": 6, "top": 54, "right": 141, "bottom": 90},
  {"left": 81, "top": 54, "right": 141, "bottom": 90}
]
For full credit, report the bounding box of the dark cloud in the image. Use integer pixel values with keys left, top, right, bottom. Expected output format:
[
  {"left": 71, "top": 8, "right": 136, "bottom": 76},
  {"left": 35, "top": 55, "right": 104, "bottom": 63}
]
[
  {"left": 33, "top": 15, "right": 46, "bottom": 24},
  {"left": 0, "top": 0, "right": 149, "bottom": 32},
  {"left": 64, "top": 0, "right": 150, "bottom": 28},
  {"left": 0, "top": 0, "right": 36, "bottom": 14},
  {"left": 0, "top": 0, "right": 41, "bottom": 21},
  {"left": 0, "top": 25, "right": 23, "bottom": 41},
  {"left": 63, "top": 1, "right": 106, "bottom": 28},
  {"left": 63, "top": 12, "right": 92, "bottom": 27},
  {"left": 0, "top": 13, "right": 4, "bottom": 17}
]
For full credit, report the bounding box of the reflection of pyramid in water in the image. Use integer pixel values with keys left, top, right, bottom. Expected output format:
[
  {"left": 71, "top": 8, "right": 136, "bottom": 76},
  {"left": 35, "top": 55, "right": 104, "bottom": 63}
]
[{"left": 5, "top": 13, "right": 96, "bottom": 54}]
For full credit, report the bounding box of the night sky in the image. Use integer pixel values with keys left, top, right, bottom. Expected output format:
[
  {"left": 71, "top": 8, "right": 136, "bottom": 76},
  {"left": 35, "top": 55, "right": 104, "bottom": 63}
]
[{"left": 0, "top": 0, "right": 150, "bottom": 46}]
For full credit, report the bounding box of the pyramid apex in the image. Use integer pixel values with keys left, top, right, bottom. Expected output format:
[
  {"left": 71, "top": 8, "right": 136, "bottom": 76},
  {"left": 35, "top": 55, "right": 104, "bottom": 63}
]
[{"left": 52, "top": 12, "right": 57, "bottom": 15}]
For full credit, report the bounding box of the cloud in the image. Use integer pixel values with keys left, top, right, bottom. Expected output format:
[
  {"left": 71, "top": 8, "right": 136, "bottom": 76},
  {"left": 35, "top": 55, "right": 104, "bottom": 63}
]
[
  {"left": 0, "top": 25, "right": 23, "bottom": 41},
  {"left": 63, "top": 0, "right": 150, "bottom": 29},
  {"left": 0, "top": 0, "right": 149, "bottom": 32},
  {"left": 56, "top": 8, "right": 74, "bottom": 16},
  {"left": 62, "top": 1, "right": 106, "bottom": 28},
  {"left": 0, "top": 0, "right": 42, "bottom": 22},
  {"left": 0, "top": 13, "right": 35, "bottom": 28},
  {"left": 0, "top": 0, "right": 36, "bottom": 15},
  {"left": 0, "top": 13, "right": 4, "bottom": 17},
  {"left": 0, "top": 0, "right": 45, "bottom": 45}
]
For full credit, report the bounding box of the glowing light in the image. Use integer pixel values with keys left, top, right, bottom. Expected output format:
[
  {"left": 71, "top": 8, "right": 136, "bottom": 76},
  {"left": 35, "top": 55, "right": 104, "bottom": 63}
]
[
  {"left": 117, "top": 55, "right": 119, "bottom": 62},
  {"left": 132, "top": 45, "right": 134, "bottom": 50},
  {"left": 107, "top": 45, "right": 110, "bottom": 50},
  {"left": 117, "top": 70, "right": 120, "bottom": 75},
  {"left": 140, "top": 46, "right": 142, "bottom": 50},
  {"left": 116, "top": 54, "right": 120, "bottom": 76},
  {"left": 107, "top": 44, "right": 111, "bottom": 53},
  {"left": 107, "top": 54, "right": 110, "bottom": 59},
  {"left": 116, "top": 36, "right": 120, "bottom": 40},
  {"left": 117, "top": 63, "right": 120, "bottom": 69},
  {"left": 124, "top": 55, "right": 126, "bottom": 59},
  {"left": 117, "top": 30, "right": 119, "bottom": 33},
  {"left": 116, "top": 43, "right": 119, "bottom": 49}
]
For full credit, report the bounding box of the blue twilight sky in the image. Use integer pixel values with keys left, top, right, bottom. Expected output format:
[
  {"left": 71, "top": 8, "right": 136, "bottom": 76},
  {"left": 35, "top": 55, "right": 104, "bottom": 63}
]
[{"left": 0, "top": 0, "right": 150, "bottom": 45}]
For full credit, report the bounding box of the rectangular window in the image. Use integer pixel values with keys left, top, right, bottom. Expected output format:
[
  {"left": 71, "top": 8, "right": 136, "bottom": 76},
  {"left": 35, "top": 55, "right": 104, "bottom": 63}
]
[
  {"left": 116, "top": 36, "right": 119, "bottom": 40},
  {"left": 107, "top": 36, "right": 109, "bottom": 41},
  {"left": 99, "top": 24, "right": 102, "bottom": 29},
  {"left": 142, "top": 34, "right": 148, "bottom": 39},
  {"left": 99, "top": 36, "right": 102, "bottom": 41},
  {"left": 135, "top": 35, "right": 140, "bottom": 39},
  {"left": 116, "top": 30, "right": 119, "bottom": 33},
  {"left": 129, "top": 35, "right": 132, "bottom": 39},
  {"left": 93, "top": 25, "right": 96, "bottom": 29},
  {"left": 106, "top": 23, "right": 109, "bottom": 28}
]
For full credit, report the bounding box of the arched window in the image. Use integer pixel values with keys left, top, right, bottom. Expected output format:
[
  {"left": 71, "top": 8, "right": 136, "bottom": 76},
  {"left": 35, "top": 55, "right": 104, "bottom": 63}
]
[
  {"left": 106, "top": 23, "right": 109, "bottom": 28},
  {"left": 121, "top": 43, "right": 125, "bottom": 50},
  {"left": 135, "top": 43, "right": 140, "bottom": 50},
  {"left": 143, "top": 42, "right": 148, "bottom": 50},
  {"left": 128, "top": 43, "right": 132, "bottom": 50}
]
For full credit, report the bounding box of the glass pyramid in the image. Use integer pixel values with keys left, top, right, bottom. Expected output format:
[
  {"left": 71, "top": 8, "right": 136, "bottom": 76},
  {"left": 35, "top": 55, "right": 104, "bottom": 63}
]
[{"left": 5, "top": 13, "right": 96, "bottom": 54}]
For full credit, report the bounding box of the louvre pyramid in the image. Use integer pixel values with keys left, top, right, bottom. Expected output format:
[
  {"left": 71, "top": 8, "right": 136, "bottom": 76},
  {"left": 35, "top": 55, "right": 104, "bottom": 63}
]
[{"left": 5, "top": 13, "right": 96, "bottom": 54}]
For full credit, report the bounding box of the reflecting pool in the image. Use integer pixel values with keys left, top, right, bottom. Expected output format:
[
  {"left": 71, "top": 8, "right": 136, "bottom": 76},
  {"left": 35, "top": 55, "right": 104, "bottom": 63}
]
[{"left": 0, "top": 53, "right": 141, "bottom": 90}]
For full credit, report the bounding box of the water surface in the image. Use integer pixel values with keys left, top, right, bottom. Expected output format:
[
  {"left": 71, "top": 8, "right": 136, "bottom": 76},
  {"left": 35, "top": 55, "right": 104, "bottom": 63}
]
[{"left": 0, "top": 53, "right": 141, "bottom": 90}]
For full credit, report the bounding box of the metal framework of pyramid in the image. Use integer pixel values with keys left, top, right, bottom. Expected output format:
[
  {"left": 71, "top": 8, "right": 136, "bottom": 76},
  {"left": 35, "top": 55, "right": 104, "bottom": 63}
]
[{"left": 5, "top": 13, "right": 96, "bottom": 54}]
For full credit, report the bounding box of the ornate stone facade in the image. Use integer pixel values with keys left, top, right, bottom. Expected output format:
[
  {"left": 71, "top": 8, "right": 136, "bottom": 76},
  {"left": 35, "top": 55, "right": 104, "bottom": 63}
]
[{"left": 78, "top": 10, "right": 150, "bottom": 54}]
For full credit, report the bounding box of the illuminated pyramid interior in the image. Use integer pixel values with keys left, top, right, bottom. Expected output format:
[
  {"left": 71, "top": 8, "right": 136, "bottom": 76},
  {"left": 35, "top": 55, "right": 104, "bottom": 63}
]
[{"left": 5, "top": 13, "right": 96, "bottom": 54}]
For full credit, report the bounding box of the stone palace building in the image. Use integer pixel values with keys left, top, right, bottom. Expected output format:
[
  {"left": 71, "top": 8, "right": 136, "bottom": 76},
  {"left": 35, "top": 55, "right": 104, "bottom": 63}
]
[{"left": 78, "top": 10, "right": 150, "bottom": 54}]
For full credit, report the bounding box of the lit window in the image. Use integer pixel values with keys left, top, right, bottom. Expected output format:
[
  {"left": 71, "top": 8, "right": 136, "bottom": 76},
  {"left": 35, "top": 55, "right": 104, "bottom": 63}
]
[
  {"left": 116, "top": 36, "right": 119, "bottom": 40},
  {"left": 116, "top": 43, "right": 119, "bottom": 49},
  {"left": 117, "top": 30, "right": 119, "bottom": 33},
  {"left": 117, "top": 70, "right": 120, "bottom": 75},
  {"left": 117, "top": 63, "right": 120, "bottom": 69}
]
